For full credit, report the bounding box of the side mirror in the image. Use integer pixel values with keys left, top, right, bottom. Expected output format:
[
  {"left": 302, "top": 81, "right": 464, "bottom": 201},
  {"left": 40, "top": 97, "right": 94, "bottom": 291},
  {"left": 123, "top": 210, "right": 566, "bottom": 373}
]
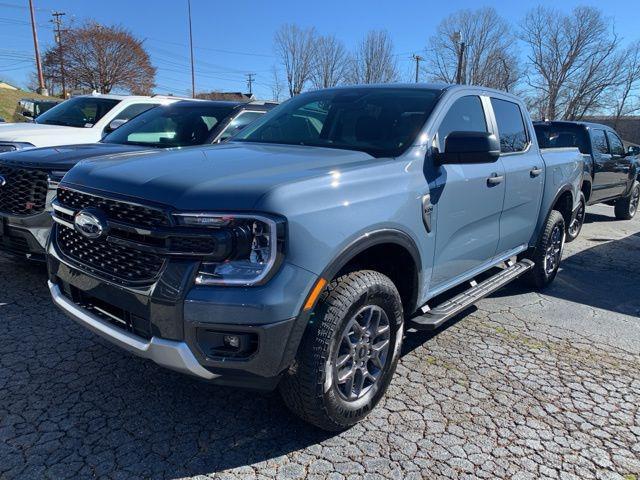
[
  {"left": 104, "top": 119, "right": 127, "bottom": 135},
  {"left": 22, "top": 110, "right": 33, "bottom": 118},
  {"left": 627, "top": 146, "right": 640, "bottom": 156},
  {"left": 436, "top": 131, "right": 500, "bottom": 164}
]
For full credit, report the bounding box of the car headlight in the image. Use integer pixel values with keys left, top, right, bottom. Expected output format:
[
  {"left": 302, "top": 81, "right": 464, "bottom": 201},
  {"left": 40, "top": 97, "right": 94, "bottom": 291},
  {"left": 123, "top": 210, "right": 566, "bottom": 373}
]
[
  {"left": 0, "top": 142, "right": 35, "bottom": 153},
  {"left": 174, "top": 213, "right": 285, "bottom": 286}
]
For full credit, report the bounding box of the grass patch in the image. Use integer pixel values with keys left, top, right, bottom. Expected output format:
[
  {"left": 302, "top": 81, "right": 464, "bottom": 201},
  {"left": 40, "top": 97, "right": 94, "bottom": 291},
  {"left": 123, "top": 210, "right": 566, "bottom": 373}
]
[{"left": 0, "top": 88, "right": 53, "bottom": 123}]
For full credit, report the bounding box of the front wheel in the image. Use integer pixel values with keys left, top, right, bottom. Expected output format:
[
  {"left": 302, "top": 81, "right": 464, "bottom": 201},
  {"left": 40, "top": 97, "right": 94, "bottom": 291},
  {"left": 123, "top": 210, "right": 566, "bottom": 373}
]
[
  {"left": 279, "top": 270, "right": 403, "bottom": 431},
  {"left": 566, "top": 192, "right": 586, "bottom": 242},
  {"left": 521, "top": 210, "right": 565, "bottom": 289},
  {"left": 614, "top": 181, "right": 639, "bottom": 220}
]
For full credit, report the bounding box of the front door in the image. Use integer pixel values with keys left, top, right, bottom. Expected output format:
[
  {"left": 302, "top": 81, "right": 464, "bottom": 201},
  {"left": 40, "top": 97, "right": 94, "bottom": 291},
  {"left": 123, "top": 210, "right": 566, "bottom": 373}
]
[
  {"left": 430, "top": 94, "right": 505, "bottom": 288},
  {"left": 490, "top": 97, "right": 544, "bottom": 255}
]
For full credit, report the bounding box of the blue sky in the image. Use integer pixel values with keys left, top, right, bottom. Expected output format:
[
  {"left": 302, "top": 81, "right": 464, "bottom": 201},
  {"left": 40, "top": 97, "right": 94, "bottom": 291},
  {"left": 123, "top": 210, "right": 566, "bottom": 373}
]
[{"left": 1, "top": 0, "right": 638, "bottom": 99}]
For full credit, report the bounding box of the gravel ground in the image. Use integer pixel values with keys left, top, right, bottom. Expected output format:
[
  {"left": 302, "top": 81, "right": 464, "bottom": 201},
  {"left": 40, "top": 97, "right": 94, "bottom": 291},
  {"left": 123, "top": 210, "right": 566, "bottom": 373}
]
[{"left": 0, "top": 203, "right": 639, "bottom": 480}]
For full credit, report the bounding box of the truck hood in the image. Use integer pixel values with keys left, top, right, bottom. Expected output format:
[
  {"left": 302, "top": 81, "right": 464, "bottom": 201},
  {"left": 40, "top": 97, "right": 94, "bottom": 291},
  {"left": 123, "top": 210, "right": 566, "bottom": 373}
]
[
  {"left": 0, "top": 122, "right": 83, "bottom": 139},
  {"left": 0, "top": 143, "right": 150, "bottom": 170},
  {"left": 62, "top": 142, "right": 377, "bottom": 211}
]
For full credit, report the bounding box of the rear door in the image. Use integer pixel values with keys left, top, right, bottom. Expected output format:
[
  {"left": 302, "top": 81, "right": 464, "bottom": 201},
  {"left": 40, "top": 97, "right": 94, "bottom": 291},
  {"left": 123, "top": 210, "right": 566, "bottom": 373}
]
[
  {"left": 605, "top": 130, "right": 632, "bottom": 196},
  {"left": 590, "top": 128, "right": 619, "bottom": 202},
  {"left": 430, "top": 94, "right": 505, "bottom": 287},
  {"left": 490, "top": 97, "right": 544, "bottom": 254}
]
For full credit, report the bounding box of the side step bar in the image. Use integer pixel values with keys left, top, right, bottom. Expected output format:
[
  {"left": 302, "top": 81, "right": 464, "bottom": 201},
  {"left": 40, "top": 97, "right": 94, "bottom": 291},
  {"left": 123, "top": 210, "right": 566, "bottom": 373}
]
[{"left": 409, "top": 259, "right": 534, "bottom": 330}]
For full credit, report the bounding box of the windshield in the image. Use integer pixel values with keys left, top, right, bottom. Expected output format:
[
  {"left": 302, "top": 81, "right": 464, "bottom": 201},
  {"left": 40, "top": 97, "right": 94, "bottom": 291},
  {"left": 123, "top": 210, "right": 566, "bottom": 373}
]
[
  {"left": 232, "top": 88, "right": 441, "bottom": 157},
  {"left": 102, "top": 104, "right": 236, "bottom": 147},
  {"left": 35, "top": 97, "right": 120, "bottom": 128}
]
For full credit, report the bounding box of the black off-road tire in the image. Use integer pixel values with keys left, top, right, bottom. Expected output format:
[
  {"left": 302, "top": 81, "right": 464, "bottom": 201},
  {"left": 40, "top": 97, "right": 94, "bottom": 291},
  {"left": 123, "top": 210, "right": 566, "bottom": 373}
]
[
  {"left": 521, "top": 210, "right": 565, "bottom": 290},
  {"left": 279, "top": 270, "right": 404, "bottom": 431},
  {"left": 614, "top": 181, "right": 640, "bottom": 220},
  {"left": 565, "top": 191, "right": 586, "bottom": 243}
]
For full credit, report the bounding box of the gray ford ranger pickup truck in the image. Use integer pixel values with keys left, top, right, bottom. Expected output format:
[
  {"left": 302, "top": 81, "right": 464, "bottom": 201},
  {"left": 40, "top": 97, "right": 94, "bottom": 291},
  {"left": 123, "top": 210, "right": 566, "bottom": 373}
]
[
  {"left": 0, "top": 100, "right": 274, "bottom": 259},
  {"left": 47, "top": 85, "right": 583, "bottom": 430},
  {"left": 534, "top": 120, "right": 640, "bottom": 241}
]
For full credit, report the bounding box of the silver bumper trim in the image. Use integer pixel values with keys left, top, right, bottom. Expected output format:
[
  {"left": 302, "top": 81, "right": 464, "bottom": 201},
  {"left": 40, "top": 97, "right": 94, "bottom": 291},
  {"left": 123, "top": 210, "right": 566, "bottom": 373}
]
[{"left": 48, "top": 281, "right": 217, "bottom": 380}]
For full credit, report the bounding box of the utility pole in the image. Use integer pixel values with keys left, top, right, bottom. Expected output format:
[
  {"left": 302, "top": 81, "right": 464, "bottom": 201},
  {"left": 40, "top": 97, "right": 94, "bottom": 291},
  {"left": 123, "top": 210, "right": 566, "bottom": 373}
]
[
  {"left": 28, "top": 0, "right": 47, "bottom": 95},
  {"left": 187, "top": 0, "right": 196, "bottom": 98},
  {"left": 411, "top": 54, "right": 424, "bottom": 83},
  {"left": 453, "top": 32, "right": 466, "bottom": 85},
  {"left": 246, "top": 73, "right": 255, "bottom": 95},
  {"left": 51, "top": 11, "right": 67, "bottom": 98}
]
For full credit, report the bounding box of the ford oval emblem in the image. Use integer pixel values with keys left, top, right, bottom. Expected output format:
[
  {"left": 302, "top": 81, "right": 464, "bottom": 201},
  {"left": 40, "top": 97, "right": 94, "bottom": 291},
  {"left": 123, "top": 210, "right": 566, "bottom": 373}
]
[
  {"left": 0, "top": 175, "right": 6, "bottom": 187},
  {"left": 74, "top": 209, "right": 108, "bottom": 240}
]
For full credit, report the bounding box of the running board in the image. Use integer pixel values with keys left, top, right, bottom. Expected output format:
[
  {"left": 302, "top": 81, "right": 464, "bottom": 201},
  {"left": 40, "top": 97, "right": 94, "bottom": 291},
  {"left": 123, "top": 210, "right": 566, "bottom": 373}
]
[{"left": 409, "top": 259, "right": 534, "bottom": 330}]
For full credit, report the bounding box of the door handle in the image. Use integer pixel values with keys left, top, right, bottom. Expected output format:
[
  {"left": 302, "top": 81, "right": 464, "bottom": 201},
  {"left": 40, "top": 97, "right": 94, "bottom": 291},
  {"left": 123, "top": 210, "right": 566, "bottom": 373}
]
[
  {"left": 530, "top": 167, "right": 543, "bottom": 177},
  {"left": 487, "top": 173, "right": 504, "bottom": 186}
]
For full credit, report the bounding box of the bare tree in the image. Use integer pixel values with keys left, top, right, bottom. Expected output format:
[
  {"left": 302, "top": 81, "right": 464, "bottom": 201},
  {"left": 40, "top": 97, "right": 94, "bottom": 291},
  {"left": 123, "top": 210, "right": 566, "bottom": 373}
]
[
  {"left": 520, "top": 6, "right": 620, "bottom": 120},
  {"left": 42, "top": 22, "right": 155, "bottom": 95},
  {"left": 274, "top": 24, "right": 316, "bottom": 97},
  {"left": 270, "top": 66, "right": 284, "bottom": 102},
  {"left": 348, "top": 30, "right": 398, "bottom": 84},
  {"left": 310, "top": 34, "right": 348, "bottom": 89},
  {"left": 611, "top": 41, "right": 640, "bottom": 127},
  {"left": 424, "top": 7, "right": 519, "bottom": 91}
]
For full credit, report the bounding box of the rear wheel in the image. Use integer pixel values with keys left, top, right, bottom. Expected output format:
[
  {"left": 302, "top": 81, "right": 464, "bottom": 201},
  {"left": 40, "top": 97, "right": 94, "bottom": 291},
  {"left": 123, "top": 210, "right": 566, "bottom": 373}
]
[
  {"left": 521, "top": 210, "right": 565, "bottom": 289},
  {"left": 614, "top": 181, "right": 640, "bottom": 220},
  {"left": 566, "top": 192, "right": 586, "bottom": 242},
  {"left": 279, "top": 270, "right": 403, "bottom": 431}
]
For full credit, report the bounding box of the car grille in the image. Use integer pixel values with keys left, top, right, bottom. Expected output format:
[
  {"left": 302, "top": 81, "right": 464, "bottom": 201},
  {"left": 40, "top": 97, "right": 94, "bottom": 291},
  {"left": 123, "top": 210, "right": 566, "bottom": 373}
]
[
  {"left": 56, "top": 225, "right": 164, "bottom": 284},
  {"left": 55, "top": 187, "right": 169, "bottom": 285},
  {"left": 57, "top": 187, "right": 169, "bottom": 228},
  {"left": 0, "top": 164, "right": 49, "bottom": 216}
]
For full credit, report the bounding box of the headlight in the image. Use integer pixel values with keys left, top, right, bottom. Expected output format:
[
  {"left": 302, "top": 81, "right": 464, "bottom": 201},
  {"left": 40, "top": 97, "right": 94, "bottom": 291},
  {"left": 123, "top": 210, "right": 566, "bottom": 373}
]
[
  {"left": 174, "top": 213, "right": 284, "bottom": 286},
  {"left": 0, "top": 142, "right": 35, "bottom": 153}
]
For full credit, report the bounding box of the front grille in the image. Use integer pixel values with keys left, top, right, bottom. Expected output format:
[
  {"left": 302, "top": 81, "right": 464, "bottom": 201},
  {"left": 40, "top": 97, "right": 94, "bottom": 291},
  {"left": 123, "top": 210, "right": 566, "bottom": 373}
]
[
  {"left": 57, "top": 187, "right": 169, "bottom": 228},
  {"left": 0, "top": 164, "right": 49, "bottom": 216},
  {"left": 57, "top": 225, "right": 164, "bottom": 284}
]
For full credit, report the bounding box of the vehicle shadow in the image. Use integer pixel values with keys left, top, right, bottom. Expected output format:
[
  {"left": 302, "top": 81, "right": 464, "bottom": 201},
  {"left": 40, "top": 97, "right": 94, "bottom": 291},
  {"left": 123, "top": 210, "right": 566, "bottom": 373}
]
[
  {"left": 0, "top": 257, "right": 333, "bottom": 479},
  {"left": 491, "top": 231, "right": 640, "bottom": 317}
]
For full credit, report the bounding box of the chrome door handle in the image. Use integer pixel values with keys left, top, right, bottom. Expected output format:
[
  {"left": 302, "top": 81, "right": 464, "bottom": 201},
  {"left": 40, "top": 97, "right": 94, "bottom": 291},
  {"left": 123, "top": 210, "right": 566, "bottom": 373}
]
[
  {"left": 487, "top": 173, "right": 504, "bottom": 186},
  {"left": 530, "top": 167, "right": 543, "bottom": 177}
]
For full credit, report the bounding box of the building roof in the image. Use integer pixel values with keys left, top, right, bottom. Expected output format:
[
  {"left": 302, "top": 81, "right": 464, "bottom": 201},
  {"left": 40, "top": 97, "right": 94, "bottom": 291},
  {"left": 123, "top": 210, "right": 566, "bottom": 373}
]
[{"left": 0, "top": 81, "right": 18, "bottom": 90}]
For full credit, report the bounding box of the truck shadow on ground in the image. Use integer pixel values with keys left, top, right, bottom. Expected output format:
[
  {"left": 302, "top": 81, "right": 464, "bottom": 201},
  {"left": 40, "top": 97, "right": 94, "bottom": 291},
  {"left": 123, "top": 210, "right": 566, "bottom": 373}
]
[
  {"left": 0, "top": 257, "right": 335, "bottom": 479},
  {"left": 491, "top": 229, "right": 640, "bottom": 318}
]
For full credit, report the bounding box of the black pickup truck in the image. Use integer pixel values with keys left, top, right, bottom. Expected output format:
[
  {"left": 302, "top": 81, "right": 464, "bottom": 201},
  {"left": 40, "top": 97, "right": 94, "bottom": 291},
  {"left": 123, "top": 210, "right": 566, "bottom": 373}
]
[{"left": 534, "top": 121, "right": 640, "bottom": 240}]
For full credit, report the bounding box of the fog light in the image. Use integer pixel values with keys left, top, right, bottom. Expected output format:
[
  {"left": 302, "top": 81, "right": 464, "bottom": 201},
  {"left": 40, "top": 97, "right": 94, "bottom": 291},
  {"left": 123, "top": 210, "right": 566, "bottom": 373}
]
[{"left": 223, "top": 334, "right": 240, "bottom": 349}]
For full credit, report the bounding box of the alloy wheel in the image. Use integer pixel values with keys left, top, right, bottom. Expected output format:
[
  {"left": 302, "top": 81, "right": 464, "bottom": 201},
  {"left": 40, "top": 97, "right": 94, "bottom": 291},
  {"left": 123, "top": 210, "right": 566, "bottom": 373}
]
[{"left": 332, "top": 305, "right": 391, "bottom": 401}]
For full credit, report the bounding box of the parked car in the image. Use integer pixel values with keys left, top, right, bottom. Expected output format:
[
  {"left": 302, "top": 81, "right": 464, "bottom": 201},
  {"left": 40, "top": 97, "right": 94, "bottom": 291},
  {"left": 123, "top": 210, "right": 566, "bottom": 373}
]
[
  {"left": 0, "top": 93, "right": 175, "bottom": 153},
  {"left": 0, "top": 99, "right": 275, "bottom": 259},
  {"left": 46, "top": 84, "right": 582, "bottom": 430},
  {"left": 534, "top": 121, "right": 640, "bottom": 239},
  {"left": 18, "top": 98, "right": 62, "bottom": 121}
]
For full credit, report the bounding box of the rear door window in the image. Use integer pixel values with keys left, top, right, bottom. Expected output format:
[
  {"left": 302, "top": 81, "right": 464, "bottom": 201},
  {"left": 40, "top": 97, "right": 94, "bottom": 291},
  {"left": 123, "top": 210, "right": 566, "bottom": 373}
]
[
  {"left": 490, "top": 98, "right": 528, "bottom": 153},
  {"left": 591, "top": 129, "right": 609, "bottom": 155},
  {"left": 437, "top": 96, "right": 487, "bottom": 150}
]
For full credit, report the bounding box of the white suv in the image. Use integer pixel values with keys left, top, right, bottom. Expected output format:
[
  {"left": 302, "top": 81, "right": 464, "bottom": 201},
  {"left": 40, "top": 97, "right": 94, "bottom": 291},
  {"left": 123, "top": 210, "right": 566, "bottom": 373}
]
[{"left": 0, "top": 94, "right": 176, "bottom": 153}]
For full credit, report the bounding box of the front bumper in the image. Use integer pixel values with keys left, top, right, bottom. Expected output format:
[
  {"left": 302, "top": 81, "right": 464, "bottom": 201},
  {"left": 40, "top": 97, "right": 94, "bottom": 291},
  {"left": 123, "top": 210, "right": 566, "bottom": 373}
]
[
  {"left": 50, "top": 281, "right": 218, "bottom": 380},
  {"left": 47, "top": 239, "right": 318, "bottom": 389},
  {"left": 0, "top": 211, "right": 51, "bottom": 259}
]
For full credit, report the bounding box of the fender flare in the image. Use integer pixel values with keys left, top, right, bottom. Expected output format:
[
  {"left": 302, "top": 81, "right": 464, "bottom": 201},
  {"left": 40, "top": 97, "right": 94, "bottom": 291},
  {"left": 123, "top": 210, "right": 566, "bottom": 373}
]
[{"left": 278, "top": 229, "right": 423, "bottom": 374}]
